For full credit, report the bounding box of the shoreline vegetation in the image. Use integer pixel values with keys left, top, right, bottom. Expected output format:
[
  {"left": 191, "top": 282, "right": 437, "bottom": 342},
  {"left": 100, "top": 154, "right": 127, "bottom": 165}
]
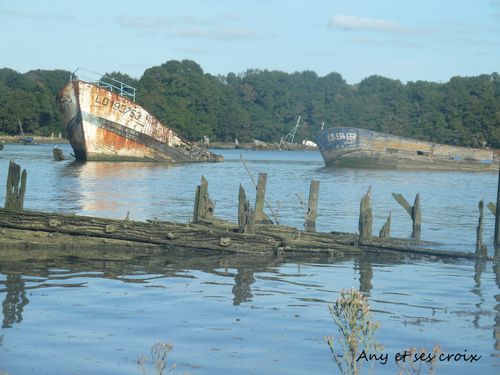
[
  {"left": 0, "top": 62, "right": 499, "bottom": 151},
  {"left": 0, "top": 135, "right": 318, "bottom": 151}
]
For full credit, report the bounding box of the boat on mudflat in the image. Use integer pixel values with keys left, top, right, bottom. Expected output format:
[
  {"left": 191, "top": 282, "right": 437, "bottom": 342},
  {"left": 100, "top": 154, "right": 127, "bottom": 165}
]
[
  {"left": 315, "top": 127, "right": 499, "bottom": 171},
  {"left": 57, "top": 72, "right": 223, "bottom": 163}
]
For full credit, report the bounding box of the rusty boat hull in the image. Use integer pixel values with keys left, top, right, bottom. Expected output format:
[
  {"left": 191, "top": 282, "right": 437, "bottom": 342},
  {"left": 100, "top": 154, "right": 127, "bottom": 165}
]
[
  {"left": 315, "top": 127, "right": 499, "bottom": 171},
  {"left": 57, "top": 80, "right": 222, "bottom": 162}
]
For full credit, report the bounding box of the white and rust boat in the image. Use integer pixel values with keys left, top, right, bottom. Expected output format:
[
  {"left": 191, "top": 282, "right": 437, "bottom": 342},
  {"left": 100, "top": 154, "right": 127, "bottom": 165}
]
[
  {"left": 315, "top": 127, "right": 499, "bottom": 171},
  {"left": 57, "top": 72, "right": 222, "bottom": 162}
]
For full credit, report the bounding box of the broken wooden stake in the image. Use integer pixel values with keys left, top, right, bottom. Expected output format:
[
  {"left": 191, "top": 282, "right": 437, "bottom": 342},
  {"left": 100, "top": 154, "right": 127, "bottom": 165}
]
[
  {"left": 487, "top": 202, "right": 496, "bottom": 216},
  {"left": 5, "top": 160, "right": 27, "bottom": 210},
  {"left": 379, "top": 212, "right": 391, "bottom": 238},
  {"left": 254, "top": 173, "right": 272, "bottom": 224},
  {"left": 52, "top": 146, "right": 64, "bottom": 161},
  {"left": 476, "top": 200, "right": 488, "bottom": 257},
  {"left": 305, "top": 180, "right": 320, "bottom": 232},
  {"left": 238, "top": 184, "right": 255, "bottom": 234},
  {"left": 192, "top": 175, "right": 214, "bottom": 223},
  {"left": 358, "top": 187, "right": 372, "bottom": 243},
  {"left": 392, "top": 192, "right": 421, "bottom": 240}
]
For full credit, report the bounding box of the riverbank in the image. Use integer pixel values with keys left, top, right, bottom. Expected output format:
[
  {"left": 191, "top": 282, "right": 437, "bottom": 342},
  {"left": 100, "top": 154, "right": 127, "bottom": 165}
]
[{"left": 0, "top": 135, "right": 69, "bottom": 145}]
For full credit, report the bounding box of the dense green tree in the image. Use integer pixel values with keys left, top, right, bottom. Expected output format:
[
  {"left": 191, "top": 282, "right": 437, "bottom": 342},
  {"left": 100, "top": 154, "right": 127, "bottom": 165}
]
[{"left": 0, "top": 62, "right": 498, "bottom": 149}]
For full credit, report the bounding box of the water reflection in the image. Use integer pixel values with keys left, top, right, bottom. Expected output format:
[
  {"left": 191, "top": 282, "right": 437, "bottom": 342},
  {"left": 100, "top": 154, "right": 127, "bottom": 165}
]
[
  {"left": 494, "top": 262, "right": 500, "bottom": 352},
  {"left": 1, "top": 274, "right": 28, "bottom": 328},
  {"left": 355, "top": 256, "right": 373, "bottom": 294},
  {"left": 0, "top": 248, "right": 499, "bottom": 374},
  {"left": 58, "top": 161, "right": 180, "bottom": 217},
  {"left": 232, "top": 268, "right": 256, "bottom": 306}
]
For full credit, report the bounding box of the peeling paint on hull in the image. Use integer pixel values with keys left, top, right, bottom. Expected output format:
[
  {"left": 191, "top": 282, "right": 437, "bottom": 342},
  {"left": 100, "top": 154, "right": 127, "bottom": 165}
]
[
  {"left": 315, "top": 127, "right": 499, "bottom": 171},
  {"left": 57, "top": 80, "right": 223, "bottom": 163}
]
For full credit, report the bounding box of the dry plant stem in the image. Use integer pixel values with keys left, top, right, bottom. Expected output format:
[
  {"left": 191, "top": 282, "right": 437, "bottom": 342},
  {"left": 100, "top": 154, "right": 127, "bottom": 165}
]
[
  {"left": 397, "top": 346, "right": 442, "bottom": 375},
  {"left": 325, "top": 288, "right": 381, "bottom": 375},
  {"left": 137, "top": 342, "right": 176, "bottom": 375},
  {"left": 239, "top": 154, "right": 280, "bottom": 224},
  {"left": 296, "top": 192, "right": 311, "bottom": 227}
]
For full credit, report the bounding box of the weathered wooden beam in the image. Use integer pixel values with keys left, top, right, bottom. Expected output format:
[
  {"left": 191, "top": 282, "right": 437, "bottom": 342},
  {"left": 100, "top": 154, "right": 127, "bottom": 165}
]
[
  {"left": 52, "top": 146, "right": 65, "bottom": 161},
  {"left": 391, "top": 193, "right": 412, "bottom": 216},
  {"left": 254, "top": 173, "right": 270, "bottom": 223},
  {"left": 476, "top": 200, "right": 488, "bottom": 257},
  {"left": 305, "top": 180, "right": 320, "bottom": 232},
  {"left": 392, "top": 192, "right": 421, "bottom": 240},
  {"left": 238, "top": 184, "right": 255, "bottom": 234},
  {"left": 495, "top": 162, "right": 500, "bottom": 256},
  {"left": 238, "top": 184, "right": 247, "bottom": 233},
  {"left": 5, "top": 160, "right": 27, "bottom": 210},
  {"left": 0, "top": 208, "right": 491, "bottom": 260},
  {"left": 192, "top": 175, "right": 214, "bottom": 223},
  {"left": 245, "top": 207, "right": 255, "bottom": 234},
  {"left": 413, "top": 193, "right": 421, "bottom": 241},
  {"left": 487, "top": 202, "right": 496, "bottom": 216},
  {"left": 379, "top": 212, "right": 391, "bottom": 238},
  {"left": 358, "top": 187, "right": 372, "bottom": 243}
]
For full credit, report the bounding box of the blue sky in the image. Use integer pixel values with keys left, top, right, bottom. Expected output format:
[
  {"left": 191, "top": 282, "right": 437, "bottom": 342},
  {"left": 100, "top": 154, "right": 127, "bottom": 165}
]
[{"left": 1, "top": 0, "right": 499, "bottom": 84}]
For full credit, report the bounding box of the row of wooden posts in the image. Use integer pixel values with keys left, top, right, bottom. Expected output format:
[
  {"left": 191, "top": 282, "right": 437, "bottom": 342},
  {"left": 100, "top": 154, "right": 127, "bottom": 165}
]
[
  {"left": 4, "top": 159, "right": 500, "bottom": 258},
  {"left": 193, "top": 169, "right": 500, "bottom": 258}
]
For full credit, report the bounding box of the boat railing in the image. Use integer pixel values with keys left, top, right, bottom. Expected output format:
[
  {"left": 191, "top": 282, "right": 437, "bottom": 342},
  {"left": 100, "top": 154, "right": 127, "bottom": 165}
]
[{"left": 70, "top": 68, "right": 137, "bottom": 102}]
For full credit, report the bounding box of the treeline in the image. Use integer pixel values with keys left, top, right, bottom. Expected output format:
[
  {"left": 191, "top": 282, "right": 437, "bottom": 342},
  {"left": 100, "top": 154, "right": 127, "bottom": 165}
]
[{"left": 1, "top": 60, "right": 499, "bottom": 148}]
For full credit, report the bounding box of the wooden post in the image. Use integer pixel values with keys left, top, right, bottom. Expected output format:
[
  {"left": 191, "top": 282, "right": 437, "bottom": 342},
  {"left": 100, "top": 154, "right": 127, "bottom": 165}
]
[
  {"left": 254, "top": 173, "right": 267, "bottom": 223},
  {"left": 305, "top": 180, "right": 320, "bottom": 232},
  {"left": 53, "top": 146, "right": 64, "bottom": 161},
  {"left": 192, "top": 175, "right": 213, "bottom": 223},
  {"left": 5, "top": 160, "right": 27, "bottom": 210},
  {"left": 238, "top": 185, "right": 254, "bottom": 234},
  {"left": 476, "top": 200, "right": 488, "bottom": 257},
  {"left": 358, "top": 187, "right": 372, "bottom": 243},
  {"left": 392, "top": 192, "right": 421, "bottom": 240},
  {"left": 413, "top": 194, "right": 421, "bottom": 241},
  {"left": 379, "top": 213, "right": 391, "bottom": 238},
  {"left": 192, "top": 185, "right": 201, "bottom": 223},
  {"left": 495, "top": 162, "right": 500, "bottom": 256}
]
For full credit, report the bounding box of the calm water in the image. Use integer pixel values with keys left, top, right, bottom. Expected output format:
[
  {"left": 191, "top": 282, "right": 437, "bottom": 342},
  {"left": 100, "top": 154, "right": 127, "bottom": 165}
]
[{"left": 0, "top": 143, "right": 499, "bottom": 374}]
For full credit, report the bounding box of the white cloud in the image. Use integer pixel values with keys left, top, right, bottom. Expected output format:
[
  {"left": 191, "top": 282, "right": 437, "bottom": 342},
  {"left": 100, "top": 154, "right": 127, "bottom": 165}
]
[
  {"left": 327, "top": 15, "right": 404, "bottom": 33},
  {"left": 118, "top": 14, "right": 264, "bottom": 41}
]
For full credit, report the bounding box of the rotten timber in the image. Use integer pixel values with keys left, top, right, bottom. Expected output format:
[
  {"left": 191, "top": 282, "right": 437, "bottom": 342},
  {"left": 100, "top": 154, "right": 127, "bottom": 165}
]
[
  {"left": 192, "top": 175, "right": 214, "bottom": 223},
  {"left": 0, "top": 208, "right": 490, "bottom": 260},
  {"left": 305, "top": 180, "right": 320, "bottom": 232},
  {"left": 392, "top": 192, "right": 422, "bottom": 240},
  {"left": 379, "top": 213, "right": 391, "bottom": 238},
  {"left": 0, "top": 162, "right": 497, "bottom": 262},
  {"left": 52, "top": 146, "right": 64, "bottom": 161},
  {"left": 358, "top": 187, "right": 372, "bottom": 243},
  {"left": 5, "top": 160, "right": 27, "bottom": 210},
  {"left": 476, "top": 200, "right": 487, "bottom": 257}
]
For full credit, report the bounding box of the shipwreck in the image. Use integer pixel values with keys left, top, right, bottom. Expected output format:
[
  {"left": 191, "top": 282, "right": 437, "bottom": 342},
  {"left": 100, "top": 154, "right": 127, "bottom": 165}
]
[
  {"left": 57, "top": 70, "right": 223, "bottom": 163},
  {"left": 315, "top": 127, "right": 499, "bottom": 171}
]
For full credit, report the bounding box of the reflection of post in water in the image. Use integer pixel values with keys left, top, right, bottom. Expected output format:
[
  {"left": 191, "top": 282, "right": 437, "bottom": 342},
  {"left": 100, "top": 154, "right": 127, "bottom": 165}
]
[
  {"left": 2, "top": 274, "right": 29, "bottom": 328},
  {"left": 494, "top": 262, "right": 500, "bottom": 351},
  {"left": 355, "top": 257, "right": 373, "bottom": 294},
  {"left": 232, "top": 268, "right": 256, "bottom": 306},
  {"left": 472, "top": 259, "right": 486, "bottom": 329}
]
